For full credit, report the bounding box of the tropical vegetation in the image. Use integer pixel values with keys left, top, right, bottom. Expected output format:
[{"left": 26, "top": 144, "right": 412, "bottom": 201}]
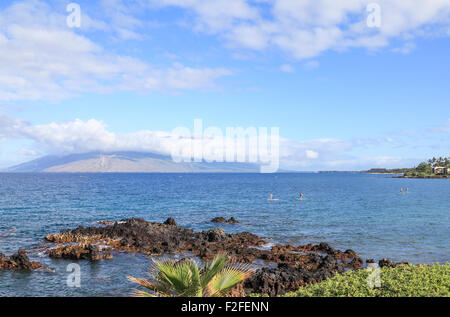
[
  {"left": 282, "top": 263, "right": 450, "bottom": 297},
  {"left": 127, "top": 255, "right": 253, "bottom": 297},
  {"left": 426, "top": 156, "right": 450, "bottom": 167},
  {"left": 404, "top": 156, "right": 450, "bottom": 177}
]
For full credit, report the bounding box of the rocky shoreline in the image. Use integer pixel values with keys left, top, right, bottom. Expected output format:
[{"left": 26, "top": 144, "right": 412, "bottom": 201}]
[
  {"left": 0, "top": 249, "right": 45, "bottom": 270},
  {"left": 0, "top": 217, "right": 410, "bottom": 295},
  {"left": 394, "top": 175, "right": 448, "bottom": 179},
  {"left": 32, "top": 217, "right": 407, "bottom": 296}
]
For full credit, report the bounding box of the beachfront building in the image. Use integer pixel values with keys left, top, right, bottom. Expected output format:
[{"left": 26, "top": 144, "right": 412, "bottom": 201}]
[{"left": 432, "top": 166, "right": 450, "bottom": 175}]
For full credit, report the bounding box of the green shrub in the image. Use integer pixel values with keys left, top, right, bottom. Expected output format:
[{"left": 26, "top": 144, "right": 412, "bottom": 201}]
[
  {"left": 283, "top": 264, "right": 450, "bottom": 297},
  {"left": 416, "top": 162, "right": 432, "bottom": 174}
]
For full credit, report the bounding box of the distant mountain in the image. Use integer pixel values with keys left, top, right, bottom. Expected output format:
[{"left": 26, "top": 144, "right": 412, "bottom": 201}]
[{"left": 3, "top": 152, "right": 260, "bottom": 173}]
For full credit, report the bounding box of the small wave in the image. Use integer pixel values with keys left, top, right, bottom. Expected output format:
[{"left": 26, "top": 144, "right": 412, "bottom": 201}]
[{"left": 248, "top": 241, "right": 275, "bottom": 251}]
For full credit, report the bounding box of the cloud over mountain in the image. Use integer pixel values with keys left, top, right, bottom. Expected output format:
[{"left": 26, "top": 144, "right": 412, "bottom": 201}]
[{"left": 0, "top": 113, "right": 427, "bottom": 171}]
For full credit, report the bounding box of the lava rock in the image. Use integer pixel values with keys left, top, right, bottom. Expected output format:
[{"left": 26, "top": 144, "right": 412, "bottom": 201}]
[
  {"left": 244, "top": 254, "right": 345, "bottom": 296},
  {"left": 0, "top": 249, "right": 43, "bottom": 270},
  {"left": 48, "top": 244, "right": 113, "bottom": 261},
  {"left": 378, "top": 258, "right": 395, "bottom": 268},
  {"left": 348, "top": 256, "right": 364, "bottom": 269},
  {"left": 10, "top": 252, "right": 32, "bottom": 270},
  {"left": 164, "top": 218, "right": 177, "bottom": 226},
  {"left": 211, "top": 217, "right": 227, "bottom": 223},
  {"left": 211, "top": 217, "right": 241, "bottom": 224},
  {"left": 43, "top": 217, "right": 404, "bottom": 296},
  {"left": 206, "top": 228, "right": 228, "bottom": 242}
]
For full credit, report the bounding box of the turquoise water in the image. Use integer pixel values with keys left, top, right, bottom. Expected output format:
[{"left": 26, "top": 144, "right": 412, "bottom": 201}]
[{"left": 0, "top": 173, "right": 449, "bottom": 296}]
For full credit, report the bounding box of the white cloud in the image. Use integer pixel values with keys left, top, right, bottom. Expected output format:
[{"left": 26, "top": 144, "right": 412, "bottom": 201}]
[
  {"left": 304, "top": 60, "right": 320, "bottom": 69},
  {"left": 226, "top": 24, "right": 270, "bottom": 50},
  {"left": 280, "top": 64, "right": 294, "bottom": 73},
  {"left": 149, "top": 0, "right": 450, "bottom": 59},
  {"left": 306, "top": 150, "right": 319, "bottom": 159},
  {"left": 147, "top": 64, "right": 231, "bottom": 90},
  {"left": 99, "top": 0, "right": 145, "bottom": 40},
  {"left": 2, "top": 0, "right": 448, "bottom": 102},
  {"left": 317, "top": 156, "right": 406, "bottom": 169},
  {"left": 0, "top": 114, "right": 24, "bottom": 139},
  {"left": 392, "top": 42, "right": 416, "bottom": 54},
  {"left": 148, "top": 0, "right": 260, "bottom": 32},
  {"left": 438, "top": 119, "right": 450, "bottom": 132},
  {"left": 19, "top": 148, "right": 38, "bottom": 157},
  {"left": 2, "top": 114, "right": 448, "bottom": 170},
  {"left": 0, "top": 114, "right": 376, "bottom": 168},
  {"left": 0, "top": 0, "right": 231, "bottom": 101}
]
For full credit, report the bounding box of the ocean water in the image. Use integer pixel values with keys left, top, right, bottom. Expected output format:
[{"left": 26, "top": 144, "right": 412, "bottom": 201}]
[{"left": 0, "top": 173, "right": 449, "bottom": 296}]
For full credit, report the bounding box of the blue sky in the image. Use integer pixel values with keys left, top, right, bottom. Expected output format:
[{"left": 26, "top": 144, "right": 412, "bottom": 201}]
[{"left": 0, "top": 0, "right": 449, "bottom": 170}]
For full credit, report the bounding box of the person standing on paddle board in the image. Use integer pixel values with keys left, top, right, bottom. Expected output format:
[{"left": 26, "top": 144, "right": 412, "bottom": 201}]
[{"left": 299, "top": 192, "right": 303, "bottom": 200}]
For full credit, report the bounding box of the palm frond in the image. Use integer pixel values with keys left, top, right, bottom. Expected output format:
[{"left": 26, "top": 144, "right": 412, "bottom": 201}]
[
  {"left": 182, "top": 260, "right": 202, "bottom": 297},
  {"left": 132, "top": 289, "right": 156, "bottom": 297},
  {"left": 127, "top": 275, "right": 174, "bottom": 296},
  {"left": 127, "top": 276, "right": 158, "bottom": 290},
  {"left": 200, "top": 254, "right": 228, "bottom": 288},
  {"left": 128, "top": 255, "right": 253, "bottom": 297},
  {"left": 152, "top": 258, "right": 204, "bottom": 296},
  {"left": 205, "top": 266, "right": 253, "bottom": 297}
]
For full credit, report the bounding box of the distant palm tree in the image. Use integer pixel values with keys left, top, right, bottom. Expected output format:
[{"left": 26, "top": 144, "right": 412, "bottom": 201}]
[{"left": 127, "top": 255, "right": 253, "bottom": 297}]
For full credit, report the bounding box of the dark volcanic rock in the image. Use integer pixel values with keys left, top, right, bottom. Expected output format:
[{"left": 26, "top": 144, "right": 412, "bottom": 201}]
[
  {"left": 348, "top": 256, "right": 364, "bottom": 269},
  {"left": 45, "top": 218, "right": 265, "bottom": 260},
  {"left": 0, "top": 249, "right": 43, "bottom": 270},
  {"left": 44, "top": 217, "right": 370, "bottom": 295},
  {"left": 211, "top": 217, "right": 241, "bottom": 224},
  {"left": 205, "top": 228, "right": 228, "bottom": 242},
  {"left": 10, "top": 250, "right": 33, "bottom": 270},
  {"left": 245, "top": 264, "right": 309, "bottom": 297},
  {"left": 211, "top": 217, "right": 227, "bottom": 223},
  {"left": 316, "top": 242, "right": 335, "bottom": 255},
  {"left": 48, "top": 244, "right": 113, "bottom": 261},
  {"left": 378, "top": 258, "right": 409, "bottom": 268},
  {"left": 378, "top": 258, "right": 395, "bottom": 268},
  {"left": 164, "top": 217, "right": 177, "bottom": 226},
  {"left": 245, "top": 255, "right": 345, "bottom": 296}
]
